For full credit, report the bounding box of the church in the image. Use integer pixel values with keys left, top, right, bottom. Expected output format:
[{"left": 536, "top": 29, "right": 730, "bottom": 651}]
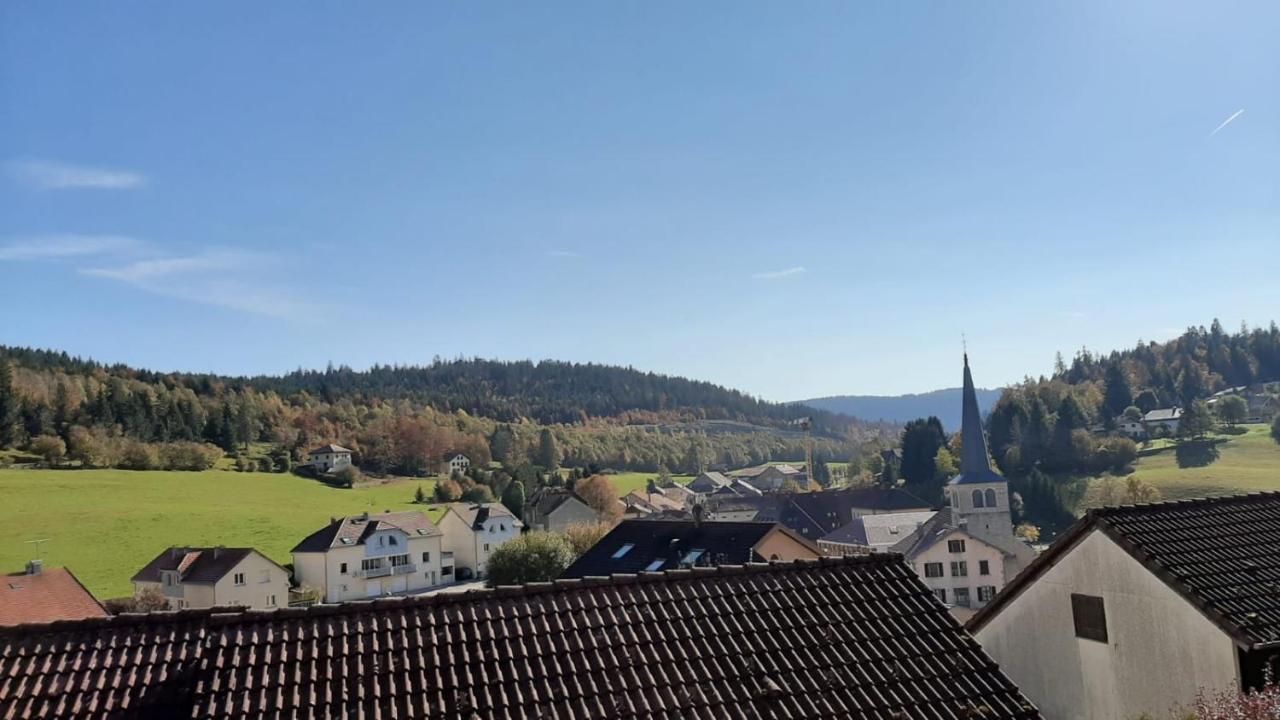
[{"left": 889, "top": 354, "right": 1037, "bottom": 617}]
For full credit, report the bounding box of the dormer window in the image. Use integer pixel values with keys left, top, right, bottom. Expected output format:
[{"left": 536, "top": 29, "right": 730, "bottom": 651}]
[{"left": 388, "top": 536, "right": 398, "bottom": 546}]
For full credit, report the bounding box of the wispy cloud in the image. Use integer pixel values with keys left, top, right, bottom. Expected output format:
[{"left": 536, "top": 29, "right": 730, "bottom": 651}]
[
  {"left": 545, "top": 249, "right": 582, "bottom": 258},
  {"left": 80, "top": 249, "right": 321, "bottom": 320},
  {"left": 1209, "top": 108, "right": 1244, "bottom": 137},
  {"left": 751, "top": 266, "right": 806, "bottom": 280},
  {"left": 0, "top": 234, "right": 143, "bottom": 261},
  {"left": 6, "top": 159, "right": 146, "bottom": 190}
]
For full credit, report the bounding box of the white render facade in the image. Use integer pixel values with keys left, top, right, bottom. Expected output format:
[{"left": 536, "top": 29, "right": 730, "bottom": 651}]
[
  {"left": 437, "top": 503, "right": 522, "bottom": 580},
  {"left": 133, "top": 550, "right": 289, "bottom": 611},
  {"left": 440, "top": 453, "right": 471, "bottom": 477},
  {"left": 291, "top": 512, "right": 449, "bottom": 603},
  {"left": 308, "top": 445, "right": 352, "bottom": 473},
  {"left": 909, "top": 529, "right": 1007, "bottom": 611},
  {"left": 973, "top": 529, "right": 1240, "bottom": 720}
]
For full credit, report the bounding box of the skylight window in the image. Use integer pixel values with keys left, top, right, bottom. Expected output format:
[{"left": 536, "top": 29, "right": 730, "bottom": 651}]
[
  {"left": 612, "top": 543, "right": 635, "bottom": 559},
  {"left": 339, "top": 538, "right": 355, "bottom": 545},
  {"left": 645, "top": 560, "right": 665, "bottom": 571},
  {"left": 680, "top": 549, "right": 706, "bottom": 566}
]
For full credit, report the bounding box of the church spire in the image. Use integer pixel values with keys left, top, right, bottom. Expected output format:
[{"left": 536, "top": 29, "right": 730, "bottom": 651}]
[{"left": 960, "top": 353, "right": 991, "bottom": 475}]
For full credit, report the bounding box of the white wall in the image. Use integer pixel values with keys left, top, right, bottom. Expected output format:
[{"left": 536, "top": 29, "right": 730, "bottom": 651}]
[
  {"left": 974, "top": 529, "right": 1240, "bottom": 720},
  {"left": 909, "top": 529, "right": 1007, "bottom": 609},
  {"left": 209, "top": 553, "right": 290, "bottom": 609},
  {"left": 438, "top": 509, "right": 519, "bottom": 579},
  {"left": 293, "top": 534, "right": 443, "bottom": 603}
]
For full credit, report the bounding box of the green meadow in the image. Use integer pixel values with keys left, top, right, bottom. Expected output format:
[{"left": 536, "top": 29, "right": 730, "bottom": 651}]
[
  {"left": 1083, "top": 423, "right": 1280, "bottom": 506},
  {"left": 0, "top": 467, "right": 702, "bottom": 599}
]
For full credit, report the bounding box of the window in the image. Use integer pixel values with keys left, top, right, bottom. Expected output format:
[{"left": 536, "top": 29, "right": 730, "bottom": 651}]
[
  {"left": 950, "top": 561, "right": 968, "bottom": 577},
  {"left": 984, "top": 489, "right": 997, "bottom": 508},
  {"left": 1071, "top": 593, "right": 1108, "bottom": 643},
  {"left": 972, "top": 489, "right": 985, "bottom": 508},
  {"left": 923, "top": 562, "right": 944, "bottom": 578},
  {"left": 388, "top": 536, "right": 398, "bottom": 546},
  {"left": 178, "top": 599, "right": 188, "bottom": 609},
  {"left": 947, "top": 539, "right": 966, "bottom": 553},
  {"left": 340, "top": 562, "right": 348, "bottom": 574},
  {"left": 977, "top": 586, "right": 996, "bottom": 603},
  {"left": 442, "top": 566, "right": 453, "bottom": 576},
  {"left": 612, "top": 543, "right": 635, "bottom": 559},
  {"left": 421, "top": 552, "right": 430, "bottom": 563},
  {"left": 933, "top": 588, "right": 947, "bottom": 604},
  {"left": 979, "top": 560, "right": 990, "bottom": 576},
  {"left": 267, "top": 594, "right": 277, "bottom": 607},
  {"left": 233, "top": 573, "right": 245, "bottom": 586},
  {"left": 954, "top": 588, "right": 971, "bottom": 607},
  {"left": 483, "top": 543, "right": 490, "bottom": 552},
  {"left": 361, "top": 558, "right": 381, "bottom": 572},
  {"left": 500, "top": 524, "right": 507, "bottom": 532},
  {"left": 390, "top": 554, "right": 410, "bottom": 567}
]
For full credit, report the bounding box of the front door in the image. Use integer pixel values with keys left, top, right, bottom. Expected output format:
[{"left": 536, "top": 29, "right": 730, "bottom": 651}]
[{"left": 365, "top": 581, "right": 381, "bottom": 598}]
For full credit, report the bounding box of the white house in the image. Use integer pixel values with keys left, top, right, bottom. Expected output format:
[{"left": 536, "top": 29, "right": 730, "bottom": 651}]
[
  {"left": 131, "top": 547, "right": 290, "bottom": 610},
  {"left": 291, "top": 511, "right": 447, "bottom": 603},
  {"left": 307, "top": 443, "right": 352, "bottom": 473},
  {"left": 524, "top": 487, "right": 601, "bottom": 532},
  {"left": 890, "top": 355, "right": 1036, "bottom": 616},
  {"left": 436, "top": 503, "right": 522, "bottom": 580},
  {"left": 968, "top": 492, "right": 1280, "bottom": 720},
  {"left": 1142, "top": 407, "right": 1182, "bottom": 436},
  {"left": 1114, "top": 417, "right": 1146, "bottom": 439},
  {"left": 438, "top": 452, "right": 471, "bottom": 477}
]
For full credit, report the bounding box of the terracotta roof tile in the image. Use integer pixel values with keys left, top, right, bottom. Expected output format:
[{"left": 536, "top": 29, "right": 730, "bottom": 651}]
[
  {"left": 0, "top": 568, "right": 106, "bottom": 628},
  {"left": 0, "top": 556, "right": 1039, "bottom": 719}
]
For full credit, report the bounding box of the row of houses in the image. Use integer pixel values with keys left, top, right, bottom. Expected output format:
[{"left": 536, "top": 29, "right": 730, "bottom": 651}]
[{"left": 3, "top": 502, "right": 523, "bottom": 622}]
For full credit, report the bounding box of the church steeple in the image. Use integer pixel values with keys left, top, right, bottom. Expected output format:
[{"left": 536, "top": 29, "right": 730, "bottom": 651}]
[{"left": 960, "top": 353, "right": 991, "bottom": 475}]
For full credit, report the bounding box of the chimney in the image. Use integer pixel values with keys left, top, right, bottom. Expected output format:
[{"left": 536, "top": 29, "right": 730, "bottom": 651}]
[
  {"left": 692, "top": 504, "right": 704, "bottom": 526},
  {"left": 25, "top": 559, "right": 43, "bottom": 576},
  {"left": 361, "top": 511, "right": 369, "bottom": 521},
  {"left": 214, "top": 545, "right": 224, "bottom": 559}
]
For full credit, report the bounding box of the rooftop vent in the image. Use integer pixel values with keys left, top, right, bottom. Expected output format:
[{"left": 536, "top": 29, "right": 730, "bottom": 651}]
[{"left": 25, "top": 559, "right": 43, "bottom": 576}]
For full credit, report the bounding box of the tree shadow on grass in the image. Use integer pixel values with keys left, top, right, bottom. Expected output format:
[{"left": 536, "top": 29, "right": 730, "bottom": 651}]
[{"left": 1175, "top": 440, "right": 1222, "bottom": 469}]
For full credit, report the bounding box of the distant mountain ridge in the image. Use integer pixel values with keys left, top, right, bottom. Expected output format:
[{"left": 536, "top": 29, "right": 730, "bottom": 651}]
[{"left": 797, "top": 387, "right": 1003, "bottom": 432}]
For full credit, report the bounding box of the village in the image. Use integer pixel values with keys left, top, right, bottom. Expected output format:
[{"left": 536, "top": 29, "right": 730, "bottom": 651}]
[{"left": 4, "top": 355, "right": 1277, "bottom": 719}]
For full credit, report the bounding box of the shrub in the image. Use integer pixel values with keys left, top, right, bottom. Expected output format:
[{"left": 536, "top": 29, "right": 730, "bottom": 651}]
[
  {"left": 433, "top": 477, "right": 462, "bottom": 502},
  {"left": 334, "top": 465, "right": 361, "bottom": 488},
  {"left": 485, "top": 532, "right": 575, "bottom": 586},
  {"left": 158, "top": 442, "right": 223, "bottom": 471},
  {"left": 1272, "top": 415, "right": 1280, "bottom": 446},
  {"left": 461, "top": 485, "right": 495, "bottom": 503},
  {"left": 29, "top": 435, "right": 67, "bottom": 467},
  {"left": 104, "top": 586, "right": 170, "bottom": 614},
  {"left": 561, "top": 522, "right": 612, "bottom": 557},
  {"left": 119, "top": 440, "right": 158, "bottom": 470},
  {"left": 575, "top": 474, "right": 623, "bottom": 523}
]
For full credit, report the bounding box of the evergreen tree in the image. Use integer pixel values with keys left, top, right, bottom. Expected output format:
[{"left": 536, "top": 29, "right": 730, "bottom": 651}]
[
  {"left": 1177, "top": 400, "right": 1215, "bottom": 440},
  {"left": 0, "top": 361, "right": 15, "bottom": 448},
  {"left": 52, "top": 381, "right": 71, "bottom": 442},
  {"left": 1102, "top": 363, "right": 1133, "bottom": 420},
  {"left": 502, "top": 480, "right": 526, "bottom": 520},
  {"left": 535, "top": 428, "right": 560, "bottom": 470},
  {"left": 489, "top": 424, "right": 517, "bottom": 464},
  {"left": 899, "top": 417, "right": 946, "bottom": 486}
]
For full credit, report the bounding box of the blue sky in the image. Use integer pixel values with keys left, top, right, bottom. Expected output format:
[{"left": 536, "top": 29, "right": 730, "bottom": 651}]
[{"left": 2, "top": 2, "right": 1276, "bottom": 400}]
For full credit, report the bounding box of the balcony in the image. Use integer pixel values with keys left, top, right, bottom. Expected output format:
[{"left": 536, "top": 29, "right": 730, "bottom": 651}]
[
  {"left": 354, "top": 565, "right": 391, "bottom": 579},
  {"left": 391, "top": 564, "right": 417, "bottom": 576}
]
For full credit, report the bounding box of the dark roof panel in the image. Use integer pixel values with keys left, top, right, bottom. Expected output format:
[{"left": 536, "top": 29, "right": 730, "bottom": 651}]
[
  {"left": 130, "top": 547, "right": 260, "bottom": 584},
  {"left": 560, "top": 520, "right": 789, "bottom": 577},
  {"left": 0, "top": 556, "right": 1042, "bottom": 719}
]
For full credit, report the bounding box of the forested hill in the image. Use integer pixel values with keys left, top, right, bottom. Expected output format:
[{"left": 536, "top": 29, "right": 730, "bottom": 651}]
[
  {"left": 0, "top": 348, "right": 861, "bottom": 435},
  {"left": 1053, "top": 320, "right": 1280, "bottom": 403},
  {"left": 800, "top": 387, "right": 1003, "bottom": 433}
]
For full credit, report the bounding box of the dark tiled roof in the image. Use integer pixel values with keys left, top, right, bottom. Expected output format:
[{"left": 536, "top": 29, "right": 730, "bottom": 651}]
[
  {"left": 528, "top": 487, "right": 585, "bottom": 516},
  {"left": 0, "top": 568, "right": 106, "bottom": 627},
  {"left": 0, "top": 556, "right": 1041, "bottom": 719},
  {"left": 131, "top": 547, "right": 267, "bottom": 585},
  {"left": 560, "top": 520, "right": 818, "bottom": 578},
  {"left": 444, "top": 502, "right": 520, "bottom": 531},
  {"left": 968, "top": 492, "right": 1280, "bottom": 648},
  {"left": 820, "top": 511, "right": 939, "bottom": 549},
  {"left": 308, "top": 443, "right": 351, "bottom": 454},
  {"left": 292, "top": 511, "right": 442, "bottom": 553},
  {"left": 704, "top": 487, "right": 935, "bottom": 538}
]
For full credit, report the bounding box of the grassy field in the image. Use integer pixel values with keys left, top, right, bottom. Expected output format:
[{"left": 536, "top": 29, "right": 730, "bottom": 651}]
[
  {"left": 0, "top": 469, "right": 441, "bottom": 599},
  {"left": 606, "top": 472, "right": 695, "bottom": 495},
  {"left": 0, "top": 466, "right": 706, "bottom": 599},
  {"left": 1084, "top": 423, "right": 1280, "bottom": 506}
]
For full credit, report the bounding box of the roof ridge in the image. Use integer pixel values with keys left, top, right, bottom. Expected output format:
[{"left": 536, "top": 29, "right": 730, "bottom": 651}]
[
  {"left": 1092, "top": 489, "right": 1280, "bottom": 516},
  {"left": 0, "top": 554, "right": 905, "bottom": 636}
]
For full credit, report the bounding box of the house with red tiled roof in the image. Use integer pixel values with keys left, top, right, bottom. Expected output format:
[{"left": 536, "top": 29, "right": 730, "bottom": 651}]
[
  {"left": 0, "top": 562, "right": 105, "bottom": 627},
  {"left": 132, "top": 546, "right": 290, "bottom": 611},
  {"left": 0, "top": 555, "right": 1043, "bottom": 718}
]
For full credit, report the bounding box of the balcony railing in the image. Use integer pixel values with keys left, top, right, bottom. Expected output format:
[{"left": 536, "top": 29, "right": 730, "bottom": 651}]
[
  {"left": 391, "top": 564, "right": 416, "bottom": 576},
  {"left": 354, "top": 565, "right": 392, "bottom": 579}
]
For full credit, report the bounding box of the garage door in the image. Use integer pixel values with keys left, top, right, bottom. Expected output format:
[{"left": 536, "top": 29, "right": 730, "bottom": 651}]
[
  {"left": 365, "top": 581, "right": 381, "bottom": 598},
  {"left": 389, "top": 576, "right": 407, "bottom": 594}
]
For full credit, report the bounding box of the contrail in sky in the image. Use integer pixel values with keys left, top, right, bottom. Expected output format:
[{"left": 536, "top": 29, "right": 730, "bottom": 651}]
[{"left": 1209, "top": 108, "right": 1244, "bottom": 137}]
